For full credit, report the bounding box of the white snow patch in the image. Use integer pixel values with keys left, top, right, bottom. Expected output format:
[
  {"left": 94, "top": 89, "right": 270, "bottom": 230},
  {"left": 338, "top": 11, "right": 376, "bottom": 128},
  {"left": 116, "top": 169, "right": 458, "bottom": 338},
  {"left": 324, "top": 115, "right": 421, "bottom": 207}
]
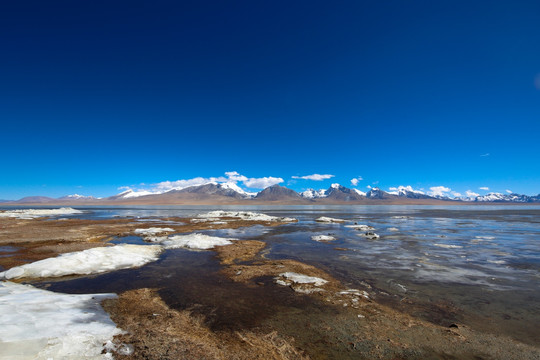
[
  {"left": 311, "top": 235, "right": 336, "bottom": 242},
  {"left": 0, "top": 207, "right": 83, "bottom": 219},
  {"left": 160, "top": 233, "right": 235, "bottom": 250},
  {"left": 358, "top": 232, "right": 380, "bottom": 239},
  {"left": 276, "top": 272, "right": 328, "bottom": 286},
  {"left": 0, "top": 244, "right": 162, "bottom": 280},
  {"left": 134, "top": 227, "right": 175, "bottom": 236},
  {"left": 0, "top": 281, "right": 121, "bottom": 359},
  {"left": 339, "top": 289, "right": 370, "bottom": 299},
  {"left": 475, "top": 236, "right": 495, "bottom": 240},
  {"left": 315, "top": 216, "right": 346, "bottom": 223},
  {"left": 345, "top": 224, "right": 374, "bottom": 230},
  {"left": 195, "top": 210, "right": 296, "bottom": 223},
  {"left": 116, "top": 189, "right": 159, "bottom": 199}
]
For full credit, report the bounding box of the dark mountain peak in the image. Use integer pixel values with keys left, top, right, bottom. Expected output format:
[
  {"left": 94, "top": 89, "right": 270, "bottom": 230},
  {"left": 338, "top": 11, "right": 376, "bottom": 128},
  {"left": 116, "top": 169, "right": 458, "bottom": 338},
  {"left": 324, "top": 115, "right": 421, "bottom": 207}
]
[
  {"left": 325, "top": 184, "right": 365, "bottom": 201},
  {"left": 175, "top": 182, "right": 249, "bottom": 199},
  {"left": 255, "top": 185, "right": 301, "bottom": 201},
  {"left": 366, "top": 187, "right": 394, "bottom": 199}
]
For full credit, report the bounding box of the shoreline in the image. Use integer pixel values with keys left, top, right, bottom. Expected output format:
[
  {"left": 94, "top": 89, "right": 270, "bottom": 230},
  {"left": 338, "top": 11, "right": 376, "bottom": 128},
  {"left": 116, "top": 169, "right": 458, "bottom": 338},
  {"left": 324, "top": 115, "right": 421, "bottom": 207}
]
[{"left": 1, "top": 212, "right": 539, "bottom": 359}]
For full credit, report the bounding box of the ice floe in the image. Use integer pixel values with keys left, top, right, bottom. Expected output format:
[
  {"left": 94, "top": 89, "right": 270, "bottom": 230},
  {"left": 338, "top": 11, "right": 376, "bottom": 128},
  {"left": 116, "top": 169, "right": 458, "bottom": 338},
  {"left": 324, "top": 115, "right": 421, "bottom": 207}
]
[
  {"left": 275, "top": 272, "right": 328, "bottom": 286},
  {"left": 311, "top": 235, "right": 336, "bottom": 242},
  {"left": 160, "top": 233, "right": 235, "bottom": 250},
  {"left": 344, "top": 224, "right": 374, "bottom": 230},
  {"left": 134, "top": 227, "right": 175, "bottom": 236},
  {"left": 474, "top": 236, "right": 495, "bottom": 240},
  {"left": 433, "top": 243, "right": 463, "bottom": 249},
  {"left": 0, "top": 281, "right": 121, "bottom": 359},
  {"left": 357, "top": 232, "right": 380, "bottom": 239},
  {"left": 193, "top": 210, "right": 296, "bottom": 223},
  {"left": 0, "top": 244, "right": 162, "bottom": 280},
  {"left": 0, "top": 207, "right": 83, "bottom": 219},
  {"left": 388, "top": 227, "right": 399, "bottom": 232},
  {"left": 315, "top": 216, "right": 346, "bottom": 223}
]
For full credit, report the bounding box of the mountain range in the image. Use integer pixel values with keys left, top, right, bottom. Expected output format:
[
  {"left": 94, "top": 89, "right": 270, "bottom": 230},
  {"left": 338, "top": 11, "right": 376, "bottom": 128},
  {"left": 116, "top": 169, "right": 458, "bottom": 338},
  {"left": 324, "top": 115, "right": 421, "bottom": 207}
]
[{"left": 1, "top": 183, "right": 539, "bottom": 205}]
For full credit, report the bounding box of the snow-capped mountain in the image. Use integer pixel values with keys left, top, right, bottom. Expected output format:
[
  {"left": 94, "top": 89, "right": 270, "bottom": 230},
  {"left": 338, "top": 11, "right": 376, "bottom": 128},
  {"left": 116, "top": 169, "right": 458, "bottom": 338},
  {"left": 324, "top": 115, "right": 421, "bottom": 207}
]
[
  {"left": 387, "top": 186, "right": 432, "bottom": 199},
  {"left": 365, "top": 187, "right": 395, "bottom": 199},
  {"left": 300, "top": 188, "right": 327, "bottom": 199},
  {"left": 58, "top": 194, "right": 98, "bottom": 200},
  {"left": 107, "top": 189, "right": 158, "bottom": 200},
  {"left": 300, "top": 184, "right": 367, "bottom": 201},
  {"left": 108, "top": 182, "right": 256, "bottom": 201},
  {"left": 472, "top": 192, "right": 540, "bottom": 203},
  {"left": 172, "top": 182, "right": 255, "bottom": 199},
  {"left": 5, "top": 182, "right": 540, "bottom": 204},
  {"left": 320, "top": 184, "right": 367, "bottom": 201}
]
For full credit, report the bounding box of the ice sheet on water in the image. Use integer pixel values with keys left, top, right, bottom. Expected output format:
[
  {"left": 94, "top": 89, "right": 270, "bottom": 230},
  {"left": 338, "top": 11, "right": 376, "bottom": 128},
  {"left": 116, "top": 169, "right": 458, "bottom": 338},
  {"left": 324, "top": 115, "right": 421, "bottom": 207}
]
[
  {"left": 311, "top": 235, "right": 336, "bottom": 242},
  {"left": 0, "top": 207, "right": 83, "bottom": 219},
  {"left": 276, "top": 272, "right": 328, "bottom": 286},
  {"left": 315, "top": 216, "right": 346, "bottom": 223},
  {"left": 433, "top": 243, "right": 463, "bottom": 249},
  {"left": 194, "top": 210, "right": 296, "bottom": 223},
  {"left": 0, "top": 244, "right": 162, "bottom": 280},
  {"left": 0, "top": 281, "right": 121, "bottom": 359},
  {"left": 344, "top": 224, "right": 374, "bottom": 230},
  {"left": 160, "top": 233, "right": 235, "bottom": 250},
  {"left": 134, "top": 227, "right": 175, "bottom": 235}
]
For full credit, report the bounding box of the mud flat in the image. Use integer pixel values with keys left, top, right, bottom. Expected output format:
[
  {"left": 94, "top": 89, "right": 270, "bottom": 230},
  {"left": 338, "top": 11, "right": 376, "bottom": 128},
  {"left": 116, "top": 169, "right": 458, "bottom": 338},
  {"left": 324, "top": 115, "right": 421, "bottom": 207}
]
[{"left": 1, "top": 210, "right": 539, "bottom": 359}]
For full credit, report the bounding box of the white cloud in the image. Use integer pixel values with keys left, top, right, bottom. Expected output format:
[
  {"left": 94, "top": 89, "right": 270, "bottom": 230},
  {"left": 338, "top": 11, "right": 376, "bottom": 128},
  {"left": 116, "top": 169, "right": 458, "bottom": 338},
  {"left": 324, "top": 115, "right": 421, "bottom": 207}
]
[
  {"left": 480, "top": 153, "right": 490, "bottom": 157},
  {"left": 121, "top": 171, "right": 283, "bottom": 195},
  {"left": 479, "top": 187, "right": 489, "bottom": 191},
  {"left": 505, "top": 189, "right": 513, "bottom": 194},
  {"left": 466, "top": 190, "right": 480, "bottom": 198},
  {"left": 428, "top": 186, "right": 452, "bottom": 197},
  {"left": 366, "top": 185, "right": 372, "bottom": 189},
  {"left": 153, "top": 177, "right": 227, "bottom": 192},
  {"left": 243, "top": 177, "right": 284, "bottom": 189},
  {"left": 350, "top": 176, "right": 363, "bottom": 186},
  {"left": 225, "top": 171, "right": 248, "bottom": 182},
  {"left": 292, "top": 174, "right": 335, "bottom": 181},
  {"left": 451, "top": 191, "right": 462, "bottom": 198}
]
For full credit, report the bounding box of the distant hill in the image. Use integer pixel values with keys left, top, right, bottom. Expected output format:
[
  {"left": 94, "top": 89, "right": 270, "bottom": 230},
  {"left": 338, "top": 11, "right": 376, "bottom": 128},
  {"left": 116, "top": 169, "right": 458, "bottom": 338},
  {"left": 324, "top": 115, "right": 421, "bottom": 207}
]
[
  {"left": 254, "top": 185, "right": 304, "bottom": 201},
  {"left": 2, "top": 183, "right": 539, "bottom": 205}
]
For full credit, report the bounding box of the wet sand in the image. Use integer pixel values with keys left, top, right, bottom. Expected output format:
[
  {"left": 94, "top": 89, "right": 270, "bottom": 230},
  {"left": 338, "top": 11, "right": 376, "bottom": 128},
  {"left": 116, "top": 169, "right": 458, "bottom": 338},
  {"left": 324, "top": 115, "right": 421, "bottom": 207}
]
[{"left": 1, "top": 215, "right": 539, "bottom": 359}]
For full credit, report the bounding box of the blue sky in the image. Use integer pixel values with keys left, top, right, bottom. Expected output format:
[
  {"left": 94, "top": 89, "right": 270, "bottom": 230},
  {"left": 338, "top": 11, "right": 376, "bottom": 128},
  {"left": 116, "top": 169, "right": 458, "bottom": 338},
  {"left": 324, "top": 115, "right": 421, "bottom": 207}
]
[{"left": 1, "top": 1, "right": 539, "bottom": 199}]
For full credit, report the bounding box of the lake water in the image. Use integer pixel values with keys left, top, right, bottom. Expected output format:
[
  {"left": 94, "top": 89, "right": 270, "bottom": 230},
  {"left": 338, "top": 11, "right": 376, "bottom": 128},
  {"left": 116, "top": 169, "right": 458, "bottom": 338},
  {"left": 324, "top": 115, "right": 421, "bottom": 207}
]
[{"left": 24, "top": 205, "right": 540, "bottom": 345}]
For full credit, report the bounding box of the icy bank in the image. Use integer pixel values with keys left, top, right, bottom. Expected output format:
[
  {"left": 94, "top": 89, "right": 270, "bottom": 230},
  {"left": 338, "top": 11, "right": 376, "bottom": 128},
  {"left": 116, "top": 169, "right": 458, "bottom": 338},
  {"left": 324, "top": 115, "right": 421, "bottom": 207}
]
[
  {"left": 194, "top": 210, "right": 296, "bottom": 223},
  {"left": 0, "top": 207, "right": 83, "bottom": 219},
  {"left": 344, "top": 224, "right": 374, "bottom": 230},
  {"left": 134, "top": 227, "right": 175, "bottom": 236},
  {"left": 160, "top": 233, "right": 235, "bottom": 250},
  {"left": 0, "top": 244, "right": 162, "bottom": 280},
  {"left": 311, "top": 235, "right": 336, "bottom": 242},
  {"left": 0, "top": 281, "right": 121, "bottom": 359},
  {"left": 275, "top": 272, "right": 328, "bottom": 287}
]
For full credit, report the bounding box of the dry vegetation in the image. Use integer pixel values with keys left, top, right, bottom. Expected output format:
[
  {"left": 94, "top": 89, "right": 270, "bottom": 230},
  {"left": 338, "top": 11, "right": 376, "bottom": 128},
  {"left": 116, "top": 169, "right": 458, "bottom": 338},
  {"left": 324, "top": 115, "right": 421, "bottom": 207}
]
[{"left": 102, "top": 288, "right": 309, "bottom": 360}]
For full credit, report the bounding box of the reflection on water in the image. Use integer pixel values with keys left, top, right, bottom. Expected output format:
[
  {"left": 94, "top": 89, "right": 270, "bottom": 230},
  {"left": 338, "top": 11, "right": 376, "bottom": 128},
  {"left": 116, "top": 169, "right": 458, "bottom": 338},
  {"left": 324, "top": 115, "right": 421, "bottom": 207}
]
[{"left": 26, "top": 205, "right": 540, "bottom": 345}]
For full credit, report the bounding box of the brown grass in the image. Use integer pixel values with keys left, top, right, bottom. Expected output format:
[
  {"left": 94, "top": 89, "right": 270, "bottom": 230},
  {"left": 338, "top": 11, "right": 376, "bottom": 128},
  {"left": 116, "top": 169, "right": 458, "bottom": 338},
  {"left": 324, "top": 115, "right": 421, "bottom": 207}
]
[{"left": 102, "top": 288, "right": 309, "bottom": 360}]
